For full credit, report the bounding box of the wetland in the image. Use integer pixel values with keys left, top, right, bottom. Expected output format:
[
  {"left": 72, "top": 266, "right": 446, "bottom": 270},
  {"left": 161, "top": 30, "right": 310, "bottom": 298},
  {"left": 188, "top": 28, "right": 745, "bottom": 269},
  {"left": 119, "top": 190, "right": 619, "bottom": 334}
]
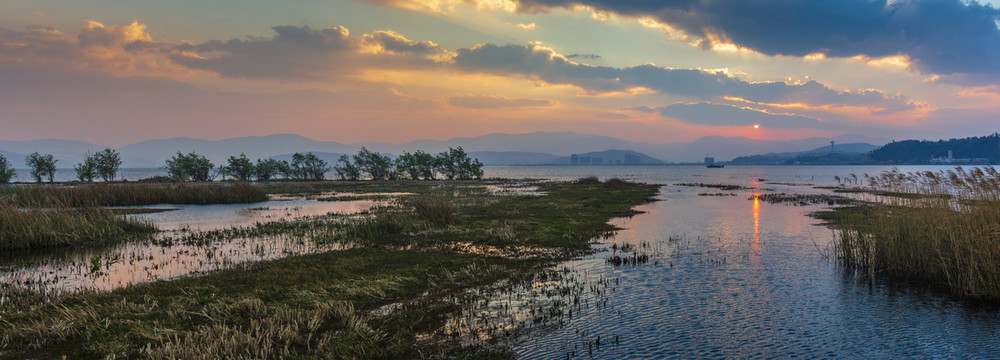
[{"left": 4, "top": 165, "right": 1000, "bottom": 358}]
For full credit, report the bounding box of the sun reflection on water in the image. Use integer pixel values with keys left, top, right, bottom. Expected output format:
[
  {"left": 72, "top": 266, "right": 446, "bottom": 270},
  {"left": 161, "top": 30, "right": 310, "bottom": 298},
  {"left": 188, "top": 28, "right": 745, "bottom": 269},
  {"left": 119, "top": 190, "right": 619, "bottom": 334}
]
[{"left": 751, "top": 193, "right": 762, "bottom": 262}]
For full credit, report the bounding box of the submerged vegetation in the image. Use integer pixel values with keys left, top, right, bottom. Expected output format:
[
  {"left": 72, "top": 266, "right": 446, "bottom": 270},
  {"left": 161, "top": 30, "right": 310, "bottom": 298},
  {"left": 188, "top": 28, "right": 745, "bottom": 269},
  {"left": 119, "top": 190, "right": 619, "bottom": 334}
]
[
  {"left": 824, "top": 167, "right": 1000, "bottom": 302},
  {"left": 1, "top": 177, "right": 658, "bottom": 357}
]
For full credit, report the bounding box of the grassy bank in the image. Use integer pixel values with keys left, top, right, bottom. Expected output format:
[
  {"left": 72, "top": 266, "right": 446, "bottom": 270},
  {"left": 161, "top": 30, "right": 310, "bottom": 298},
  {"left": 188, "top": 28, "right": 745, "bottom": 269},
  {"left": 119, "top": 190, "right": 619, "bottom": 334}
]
[
  {"left": 0, "top": 182, "right": 267, "bottom": 207},
  {"left": 1, "top": 178, "right": 659, "bottom": 358},
  {"left": 821, "top": 167, "right": 1000, "bottom": 302},
  {"left": 0, "top": 201, "right": 156, "bottom": 251},
  {"left": 1, "top": 250, "right": 525, "bottom": 359}
]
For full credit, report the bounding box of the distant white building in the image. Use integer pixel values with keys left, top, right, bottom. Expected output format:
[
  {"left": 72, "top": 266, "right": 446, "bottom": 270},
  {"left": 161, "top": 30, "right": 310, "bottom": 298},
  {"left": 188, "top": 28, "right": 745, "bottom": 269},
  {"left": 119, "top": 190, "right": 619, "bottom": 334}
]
[{"left": 930, "top": 150, "right": 990, "bottom": 164}]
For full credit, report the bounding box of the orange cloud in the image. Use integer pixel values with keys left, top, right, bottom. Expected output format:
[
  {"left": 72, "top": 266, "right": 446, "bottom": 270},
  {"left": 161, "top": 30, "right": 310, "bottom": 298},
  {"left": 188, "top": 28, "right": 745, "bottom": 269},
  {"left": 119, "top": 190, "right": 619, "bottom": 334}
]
[
  {"left": 448, "top": 94, "right": 553, "bottom": 108},
  {"left": 0, "top": 21, "right": 190, "bottom": 77},
  {"left": 362, "top": 0, "right": 516, "bottom": 14}
]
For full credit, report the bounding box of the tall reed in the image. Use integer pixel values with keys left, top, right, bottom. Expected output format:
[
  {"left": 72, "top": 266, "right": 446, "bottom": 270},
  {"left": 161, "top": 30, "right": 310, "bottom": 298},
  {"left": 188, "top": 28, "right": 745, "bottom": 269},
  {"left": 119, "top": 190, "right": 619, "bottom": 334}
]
[
  {"left": 0, "top": 200, "right": 156, "bottom": 251},
  {"left": 833, "top": 167, "right": 1000, "bottom": 301},
  {"left": 410, "top": 197, "right": 457, "bottom": 226},
  {"left": 0, "top": 182, "right": 267, "bottom": 207}
]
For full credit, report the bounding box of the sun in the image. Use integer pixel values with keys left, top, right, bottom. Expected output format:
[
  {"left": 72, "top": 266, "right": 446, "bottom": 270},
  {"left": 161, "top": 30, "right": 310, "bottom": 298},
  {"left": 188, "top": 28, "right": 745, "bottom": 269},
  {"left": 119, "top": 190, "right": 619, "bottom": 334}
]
[{"left": 753, "top": 124, "right": 760, "bottom": 129}]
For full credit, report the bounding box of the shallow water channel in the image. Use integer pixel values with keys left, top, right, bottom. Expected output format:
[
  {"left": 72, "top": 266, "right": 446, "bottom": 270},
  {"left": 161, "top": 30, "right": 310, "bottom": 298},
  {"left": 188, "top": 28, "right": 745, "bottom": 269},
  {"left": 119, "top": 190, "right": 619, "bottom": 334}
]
[{"left": 0, "top": 197, "right": 385, "bottom": 291}]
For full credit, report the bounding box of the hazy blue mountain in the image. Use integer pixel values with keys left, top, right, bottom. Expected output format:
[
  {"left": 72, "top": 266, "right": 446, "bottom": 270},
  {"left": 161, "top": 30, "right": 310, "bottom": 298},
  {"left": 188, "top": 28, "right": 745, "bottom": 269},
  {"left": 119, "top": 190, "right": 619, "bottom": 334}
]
[
  {"left": 269, "top": 152, "right": 347, "bottom": 165},
  {"left": 371, "top": 132, "right": 889, "bottom": 163},
  {"left": 118, "top": 134, "right": 355, "bottom": 167},
  {"left": 0, "top": 132, "right": 892, "bottom": 167},
  {"left": 107, "top": 132, "right": 648, "bottom": 167},
  {"left": 0, "top": 150, "right": 27, "bottom": 167},
  {"left": 0, "top": 139, "right": 105, "bottom": 167},
  {"left": 270, "top": 151, "right": 557, "bottom": 166},
  {"left": 551, "top": 149, "right": 666, "bottom": 165}
]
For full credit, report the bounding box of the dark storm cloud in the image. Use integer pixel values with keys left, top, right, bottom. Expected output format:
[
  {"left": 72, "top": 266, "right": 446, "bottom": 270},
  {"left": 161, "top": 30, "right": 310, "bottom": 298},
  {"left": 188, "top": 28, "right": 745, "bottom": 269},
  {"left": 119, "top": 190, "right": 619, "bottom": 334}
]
[{"left": 512, "top": 0, "right": 1000, "bottom": 77}]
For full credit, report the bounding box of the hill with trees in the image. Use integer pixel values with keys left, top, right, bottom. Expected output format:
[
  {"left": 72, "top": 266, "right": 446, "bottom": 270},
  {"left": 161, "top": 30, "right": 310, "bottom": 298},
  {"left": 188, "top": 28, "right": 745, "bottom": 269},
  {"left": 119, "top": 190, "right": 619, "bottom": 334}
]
[
  {"left": 729, "top": 143, "right": 878, "bottom": 165},
  {"left": 868, "top": 133, "right": 1000, "bottom": 164}
]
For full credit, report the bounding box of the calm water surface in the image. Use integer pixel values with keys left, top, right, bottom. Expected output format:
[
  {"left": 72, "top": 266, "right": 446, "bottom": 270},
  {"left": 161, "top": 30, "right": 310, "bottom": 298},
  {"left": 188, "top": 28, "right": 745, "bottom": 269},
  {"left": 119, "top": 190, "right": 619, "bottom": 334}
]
[{"left": 482, "top": 165, "right": 1000, "bottom": 359}]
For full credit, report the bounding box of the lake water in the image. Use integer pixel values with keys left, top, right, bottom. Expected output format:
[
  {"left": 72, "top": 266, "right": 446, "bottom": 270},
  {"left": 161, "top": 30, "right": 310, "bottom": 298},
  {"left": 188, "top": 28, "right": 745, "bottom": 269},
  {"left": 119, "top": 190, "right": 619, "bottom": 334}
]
[
  {"left": 479, "top": 165, "right": 1000, "bottom": 359},
  {"left": 4, "top": 165, "right": 999, "bottom": 357}
]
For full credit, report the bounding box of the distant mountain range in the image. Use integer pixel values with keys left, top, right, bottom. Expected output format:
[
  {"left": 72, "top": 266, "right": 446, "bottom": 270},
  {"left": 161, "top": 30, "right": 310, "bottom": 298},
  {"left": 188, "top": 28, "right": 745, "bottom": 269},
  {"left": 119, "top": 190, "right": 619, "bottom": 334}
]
[
  {"left": 0, "top": 139, "right": 105, "bottom": 167},
  {"left": 551, "top": 150, "right": 666, "bottom": 165},
  {"left": 0, "top": 132, "right": 890, "bottom": 168}
]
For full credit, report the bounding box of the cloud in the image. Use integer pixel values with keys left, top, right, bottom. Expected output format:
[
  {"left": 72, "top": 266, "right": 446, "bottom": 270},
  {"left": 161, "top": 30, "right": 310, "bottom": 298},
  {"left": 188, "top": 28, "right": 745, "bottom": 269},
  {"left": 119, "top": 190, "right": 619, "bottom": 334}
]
[
  {"left": 626, "top": 105, "right": 657, "bottom": 113},
  {"left": 172, "top": 26, "right": 449, "bottom": 80},
  {"left": 516, "top": 0, "right": 1000, "bottom": 78},
  {"left": 453, "top": 43, "right": 915, "bottom": 113},
  {"left": 655, "top": 102, "right": 831, "bottom": 129},
  {"left": 0, "top": 22, "right": 917, "bottom": 115},
  {"left": 596, "top": 112, "right": 630, "bottom": 119},
  {"left": 0, "top": 21, "right": 181, "bottom": 76},
  {"left": 509, "top": 22, "right": 538, "bottom": 30},
  {"left": 362, "top": 0, "right": 516, "bottom": 14},
  {"left": 565, "top": 53, "right": 601, "bottom": 60},
  {"left": 364, "top": 0, "right": 1000, "bottom": 79},
  {"left": 452, "top": 43, "right": 624, "bottom": 91},
  {"left": 448, "top": 94, "right": 552, "bottom": 108}
]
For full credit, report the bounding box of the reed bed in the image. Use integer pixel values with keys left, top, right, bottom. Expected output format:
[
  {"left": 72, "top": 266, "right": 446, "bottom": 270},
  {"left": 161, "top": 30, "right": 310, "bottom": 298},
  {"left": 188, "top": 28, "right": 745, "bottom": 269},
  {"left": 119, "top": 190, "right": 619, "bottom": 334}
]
[
  {"left": 410, "top": 197, "right": 457, "bottom": 226},
  {"left": 0, "top": 182, "right": 268, "bottom": 207},
  {"left": 0, "top": 201, "right": 156, "bottom": 251},
  {"left": 1, "top": 179, "right": 659, "bottom": 358},
  {"left": 831, "top": 167, "right": 1000, "bottom": 301}
]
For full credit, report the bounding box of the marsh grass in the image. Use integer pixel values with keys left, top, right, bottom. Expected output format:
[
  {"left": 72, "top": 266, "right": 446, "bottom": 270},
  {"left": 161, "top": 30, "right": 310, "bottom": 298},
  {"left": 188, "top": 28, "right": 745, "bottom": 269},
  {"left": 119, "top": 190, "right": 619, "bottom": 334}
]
[
  {"left": 0, "top": 182, "right": 267, "bottom": 207},
  {"left": 1, "top": 178, "right": 659, "bottom": 358},
  {"left": 0, "top": 201, "right": 156, "bottom": 251},
  {"left": 828, "top": 167, "right": 1000, "bottom": 302},
  {"left": 0, "top": 250, "right": 526, "bottom": 359},
  {"left": 410, "top": 197, "right": 457, "bottom": 226}
]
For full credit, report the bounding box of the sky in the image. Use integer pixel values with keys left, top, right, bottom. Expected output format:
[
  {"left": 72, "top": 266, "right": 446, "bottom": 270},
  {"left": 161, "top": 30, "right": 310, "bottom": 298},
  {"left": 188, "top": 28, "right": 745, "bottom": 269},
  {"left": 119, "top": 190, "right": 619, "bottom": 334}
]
[{"left": 2, "top": 0, "right": 999, "bottom": 146}]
